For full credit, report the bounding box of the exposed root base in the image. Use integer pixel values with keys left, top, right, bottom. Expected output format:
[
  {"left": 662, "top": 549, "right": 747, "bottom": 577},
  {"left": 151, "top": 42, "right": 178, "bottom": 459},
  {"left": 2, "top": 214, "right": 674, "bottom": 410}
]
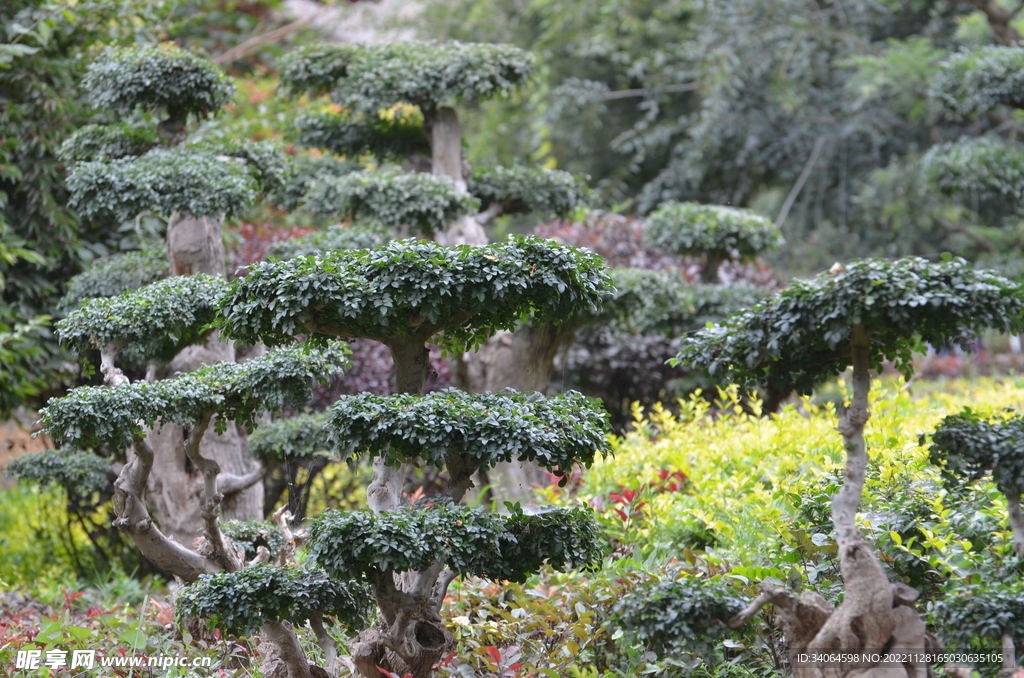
[{"left": 352, "top": 618, "right": 453, "bottom": 678}]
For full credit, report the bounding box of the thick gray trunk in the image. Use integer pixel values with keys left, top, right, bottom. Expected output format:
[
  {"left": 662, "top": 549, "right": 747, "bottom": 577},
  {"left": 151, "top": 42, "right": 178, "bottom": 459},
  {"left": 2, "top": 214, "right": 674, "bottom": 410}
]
[
  {"left": 425, "top": 106, "right": 487, "bottom": 247},
  {"left": 167, "top": 211, "right": 227, "bottom": 277}
]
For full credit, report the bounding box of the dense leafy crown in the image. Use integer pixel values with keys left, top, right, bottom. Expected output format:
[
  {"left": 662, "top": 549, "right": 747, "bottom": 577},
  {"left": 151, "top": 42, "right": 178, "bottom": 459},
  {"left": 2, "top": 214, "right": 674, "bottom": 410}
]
[
  {"left": 647, "top": 202, "right": 783, "bottom": 259},
  {"left": 467, "top": 166, "right": 590, "bottom": 219},
  {"left": 922, "top": 137, "right": 1024, "bottom": 202},
  {"left": 59, "top": 123, "right": 157, "bottom": 163},
  {"left": 309, "top": 501, "right": 602, "bottom": 583},
  {"left": 294, "top": 109, "right": 429, "bottom": 160},
  {"left": 176, "top": 564, "right": 373, "bottom": 637},
  {"left": 219, "top": 236, "right": 612, "bottom": 352},
  {"left": 40, "top": 345, "right": 349, "bottom": 449},
  {"left": 249, "top": 412, "right": 332, "bottom": 463},
  {"left": 302, "top": 168, "right": 479, "bottom": 235},
  {"left": 268, "top": 225, "right": 390, "bottom": 260},
  {"left": 587, "top": 269, "right": 768, "bottom": 337},
  {"left": 612, "top": 577, "right": 748, "bottom": 658},
  {"left": 67, "top": 148, "right": 259, "bottom": 223},
  {"left": 326, "top": 389, "right": 609, "bottom": 478},
  {"left": 930, "top": 583, "right": 1024, "bottom": 646},
  {"left": 930, "top": 46, "right": 1024, "bottom": 120},
  {"left": 82, "top": 44, "right": 234, "bottom": 118},
  {"left": 5, "top": 447, "right": 109, "bottom": 496},
  {"left": 59, "top": 247, "right": 169, "bottom": 312},
  {"left": 196, "top": 139, "right": 290, "bottom": 195},
  {"left": 928, "top": 409, "right": 1024, "bottom": 498},
  {"left": 675, "top": 258, "right": 1024, "bottom": 397},
  {"left": 220, "top": 520, "right": 287, "bottom": 561},
  {"left": 58, "top": 274, "right": 226, "bottom": 364},
  {"left": 270, "top": 155, "right": 360, "bottom": 213},
  {"left": 279, "top": 41, "right": 535, "bottom": 112}
]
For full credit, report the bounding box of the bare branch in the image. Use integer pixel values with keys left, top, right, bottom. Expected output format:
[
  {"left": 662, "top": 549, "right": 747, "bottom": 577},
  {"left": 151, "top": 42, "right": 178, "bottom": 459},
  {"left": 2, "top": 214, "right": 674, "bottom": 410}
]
[
  {"left": 598, "top": 82, "right": 699, "bottom": 100},
  {"left": 212, "top": 0, "right": 337, "bottom": 65},
  {"left": 430, "top": 570, "right": 459, "bottom": 612},
  {"left": 183, "top": 414, "right": 242, "bottom": 571},
  {"left": 100, "top": 340, "right": 128, "bottom": 387},
  {"left": 775, "top": 135, "right": 827, "bottom": 229},
  {"left": 475, "top": 202, "right": 504, "bottom": 226}
]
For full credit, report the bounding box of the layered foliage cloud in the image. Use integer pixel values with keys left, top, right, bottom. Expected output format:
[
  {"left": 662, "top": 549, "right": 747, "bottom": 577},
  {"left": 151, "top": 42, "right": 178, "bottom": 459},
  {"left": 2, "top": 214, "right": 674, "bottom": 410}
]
[
  {"left": 467, "top": 166, "right": 590, "bottom": 219},
  {"left": 279, "top": 41, "right": 535, "bottom": 111},
  {"left": 675, "top": 257, "right": 1024, "bottom": 397},
  {"left": 294, "top": 109, "right": 430, "bottom": 160},
  {"left": 219, "top": 236, "right": 612, "bottom": 352},
  {"left": 928, "top": 409, "right": 1024, "bottom": 498},
  {"left": 647, "top": 202, "right": 783, "bottom": 260},
  {"left": 248, "top": 412, "right": 332, "bottom": 463},
  {"left": 309, "top": 501, "right": 602, "bottom": 583},
  {"left": 922, "top": 137, "right": 1024, "bottom": 203},
  {"left": 59, "top": 247, "right": 169, "bottom": 311},
  {"left": 930, "top": 46, "right": 1024, "bottom": 120}
]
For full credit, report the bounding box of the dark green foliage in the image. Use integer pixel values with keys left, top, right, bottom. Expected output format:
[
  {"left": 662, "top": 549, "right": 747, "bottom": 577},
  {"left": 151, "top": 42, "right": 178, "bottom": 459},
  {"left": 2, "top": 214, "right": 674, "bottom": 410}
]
[
  {"left": 675, "top": 258, "right": 1024, "bottom": 398},
  {"left": 922, "top": 137, "right": 1024, "bottom": 203},
  {"left": 269, "top": 155, "right": 360, "bottom": 213},
  {"left": 67, "top": 148, "right": 259, "bottom": 223},
  {"left": 176, "top": 564, "right": 374, "bottom": 637},
  {"left": 294, "top": 110, "right": 429, "bottom": 160},
  {"left": 268, "top": 224, "right": 391, "bottom": 260},
  {"left": 930, "top": 46, "right": 1024, "bottom": 120},
  {"left": 197, "top": 139, "right": 290, "bottom": 194},
  {"left": 468, "top": 166, "right": 590, "bottom": 219},
  {"left": 612, "top": 576, "right": 748, "bottom": 659},
  {"left": 220, "top": 520, "right": 286, "bottom": 561},
  {"left": 326, "top": 389, "right": 610, "bottom": 478},
  {"left": 59, "top": 123, "right": 157, "bottom": 162},
  {"left": 82, "top": 44, "right": 234, "bottom": 118},
  {"left": 309, "top": 501, "right": 602, "bottom": 583},
  {"left": 302, "top": 168, "right": 479, "bottom": 235},
  {"left": 249, "top": 412, "right": 332, "bottom": 463},
  {"left": 59, "top": 247, "right": 169, "bottom": 311},
  {"left": 279, "top": 41, "right": 535, "bottom": 112},
  {"left": 928, "top": 410, "right": 1024, "bottom": 498},
  {"left": 930, "top": 582, "right": 1024, "bottom": 648},
  {"left": 647, "top": 202, "right": 782, "bottom": 260},
  {"left": 5, "top": 447, "right": 110, "bottom": 496},
  {"left": 219, "top": 236, "right": 613, "bottom": 353},
  {"left": 57, "top": 274, "right": 226, "bottom": 363},
  {"left": 40, "top": 344, "right": 350, "bottom": 449}
]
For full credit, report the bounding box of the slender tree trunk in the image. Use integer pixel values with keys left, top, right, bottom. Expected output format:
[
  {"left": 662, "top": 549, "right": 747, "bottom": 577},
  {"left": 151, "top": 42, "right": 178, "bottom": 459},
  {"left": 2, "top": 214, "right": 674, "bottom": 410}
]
[
  {"left": 701, "top": 251, "right": 724, "bottom": 284},
  {"left": 1004, "top": 489, "right": 1024, "bottom": 558}
]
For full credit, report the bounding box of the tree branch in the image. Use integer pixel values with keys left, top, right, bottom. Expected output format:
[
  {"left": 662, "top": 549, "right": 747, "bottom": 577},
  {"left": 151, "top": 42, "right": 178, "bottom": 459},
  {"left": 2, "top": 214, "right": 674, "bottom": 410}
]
[
  {"left": 475, "top": 202, "right": 504, "bottom": 226},
  {"left": 775, "top": 135, "right": 827, "bottom": 229},
  {"left": 183, "top": 413, "right": 241, "bottom": 571},
  {"left": 939, "top": 219, "right": 997, "bottom": 253},
  {"left": 430, "top": 570, "right": 458, "bottom": 612},
  {"left": 598, "top": 82, "right": 699, "bottom": 100},
  {"left": 212, "top": 0, "right": 337, "bottom": 65}
]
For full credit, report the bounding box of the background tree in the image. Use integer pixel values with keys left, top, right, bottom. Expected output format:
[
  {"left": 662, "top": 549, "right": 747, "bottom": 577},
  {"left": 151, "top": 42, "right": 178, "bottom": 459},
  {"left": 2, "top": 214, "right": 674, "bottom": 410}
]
[{"left": 675, "top": 257, "right": 1024, "bottom": 675}]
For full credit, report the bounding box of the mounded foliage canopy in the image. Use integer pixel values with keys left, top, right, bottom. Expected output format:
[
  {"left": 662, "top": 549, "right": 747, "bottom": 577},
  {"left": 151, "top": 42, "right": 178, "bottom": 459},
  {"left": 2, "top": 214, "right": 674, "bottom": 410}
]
[
  {"left": 675, "top": 257, "right": 1024, "bottom": 397},
  {"left": 930, "top": 583, "right": 1024, "bottom": 648},
  {"left": 59, "top": 247, "right": 169, "bottom": 311},
  {"left": 57, "top": 274, "right": 226, "bottom": 363},
  {"left": 467, "top": 166, "right": 590, "bottom": 219},
  {"left": 40, "top": 345, "right": 350, "bottom": 449},
  {"left": 326, "top": 389, "right": 609, "bottom": 478},
  {"left": 309, "top": 501, "right": 602, "bottom": 583},
  {"left": 294, "top": 109, "right": 429, "bottom": 160},
  {"left": 930, "top": 46, "right": 1024, "bottom": 120},
  {"left": 176, "top": 564, "right": 374, "bottom": 636},
  {"left": 279, "top": 41, "right": 536, "bottom": 112},
  {"left": 302, "top": 169, "right": 479, "bottom": 235},
  {"left": 647, "top": 202, "right": 783, "bottom": 260},
  {"left": 928, "top": 409, "right": 1024, "bottom": 498},
  {"left": 922, "top": 137, "right": 1024, "bottom": 202},
  {"left": 220, "top": 520, "right": 288, "bottom": 561},
  {"left": 5, "top": 447, "right": 110, "bottom": 496},
  {"left": 59, "top": 123, "right": 157, "bottom": 163},
  {"left": 248, "top": 411, "right": 332, "bottom": 463},
  {"left": 82, "top": 43, "right": 234, "bottom": 118},
  {"left": 219, "top": 235, "right": 612, "bottom": 352},
  {"left": 270, "top": 155, "right": 360, "bottom": 213}
]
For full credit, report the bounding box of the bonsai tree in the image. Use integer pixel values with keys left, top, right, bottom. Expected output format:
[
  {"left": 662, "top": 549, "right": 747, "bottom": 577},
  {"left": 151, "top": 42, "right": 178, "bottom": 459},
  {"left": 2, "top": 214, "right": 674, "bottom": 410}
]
[
  {"left": 675, "top": 257, "right": 1024, "bottom": 677},
  {"left": 59, "top": 43, "right": 289, "bottom": 532},
  {"left": 927, "top": 410, "right": 1024, "bottom": 668},
  {"left": 647, "top": 202, "right": 783, "bottom": 284}
]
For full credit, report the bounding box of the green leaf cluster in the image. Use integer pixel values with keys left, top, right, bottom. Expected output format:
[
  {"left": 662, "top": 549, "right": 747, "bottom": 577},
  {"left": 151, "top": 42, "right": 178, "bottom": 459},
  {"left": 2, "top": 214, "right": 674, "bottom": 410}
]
[
  {"left": 82, "top": 44, "right": 234, "bottom": 118},
  {"left": 220, "top": 520, "right": 286, "bottom": 561},
  {"left": 59, "top": 123, "right": 157, "bottom": 163},
  {"left": 611, "top": 576, "right": 747, "bottom": 658},
  {"left": 40, "top": 344, "right": 350, "bottom": 449},
  {"left": 922, "top": 137, "right": 1024, "bottom": 203},
  {"left": 675, "top": 257, "right": 1024, "bottom": 397},
  {"left": 302, "top": 168, "right": 479, "bottom": 235},
  {"left": 59, "top": 247, "right": 169, "bottom": 312},
  {"left": 5, "top": 447, "right": 109, "bottom": 496},
  {"left": 928, "top": 409, "right": 1024, "bottom": 498},
  {"left": 647, "top": 202, "right": 782, "bottom": 260},
  {"left": 326, "top": 389, "right": 609, "bottom": 478},
  {"left": 249, "top": 412, "right": 332, "bottom": 463},
  {"left": 309, "top": 501, "right": 602, "bottom": 583},
  {"left": 930, "top": 582, "right": 1024, "bottom": 647},
  {"left": 219, "top": 236, "right": 613, "bottom": 353},
  {"left": 176, "top": 564, "right": 374, "bottom": 637},
  {"left": 467, "top": 166, "right": 590, "bottom": 219},
  {"left": 930, "top": 46, "right": 1024, "bottom": 120},
  {"left": 268, "top": 224, "right": 390, "bottom": 260},
  {"left": 57, "top": 274, "right": 226, "bottom": 364},
  {"left": 294, "top": 109, "right": 429, "bottom": 160},
  {"left": 196, "top": 139, "right": 290, "bottom": 194},
  {"left": 269, "top": 155, "right": 360, "bottom": 213},
  {"left": 67, "top": 148, "right": 259, "bottom": 222},
  {"left": 279, "top": 41, "right": 535, "bottom": 112}
]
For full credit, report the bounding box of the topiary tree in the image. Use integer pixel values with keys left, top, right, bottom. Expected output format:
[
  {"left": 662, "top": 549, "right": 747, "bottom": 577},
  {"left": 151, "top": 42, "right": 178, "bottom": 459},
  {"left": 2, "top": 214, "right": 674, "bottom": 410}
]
[
  {"left": 193, "top": 235, "right": 613, "bottom": 677},
  {"left": 675, "top": 257, "right": 1024, "bottom": 678},
  {"left": 647, "top": 201, "right": 783, "bottom": 284}
]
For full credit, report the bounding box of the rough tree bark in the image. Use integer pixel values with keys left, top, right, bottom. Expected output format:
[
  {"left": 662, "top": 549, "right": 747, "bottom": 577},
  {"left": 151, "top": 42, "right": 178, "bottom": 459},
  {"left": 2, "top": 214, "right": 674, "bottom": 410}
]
[{"left": 728, "top": 325, "right": 940, "bottom": 678}]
